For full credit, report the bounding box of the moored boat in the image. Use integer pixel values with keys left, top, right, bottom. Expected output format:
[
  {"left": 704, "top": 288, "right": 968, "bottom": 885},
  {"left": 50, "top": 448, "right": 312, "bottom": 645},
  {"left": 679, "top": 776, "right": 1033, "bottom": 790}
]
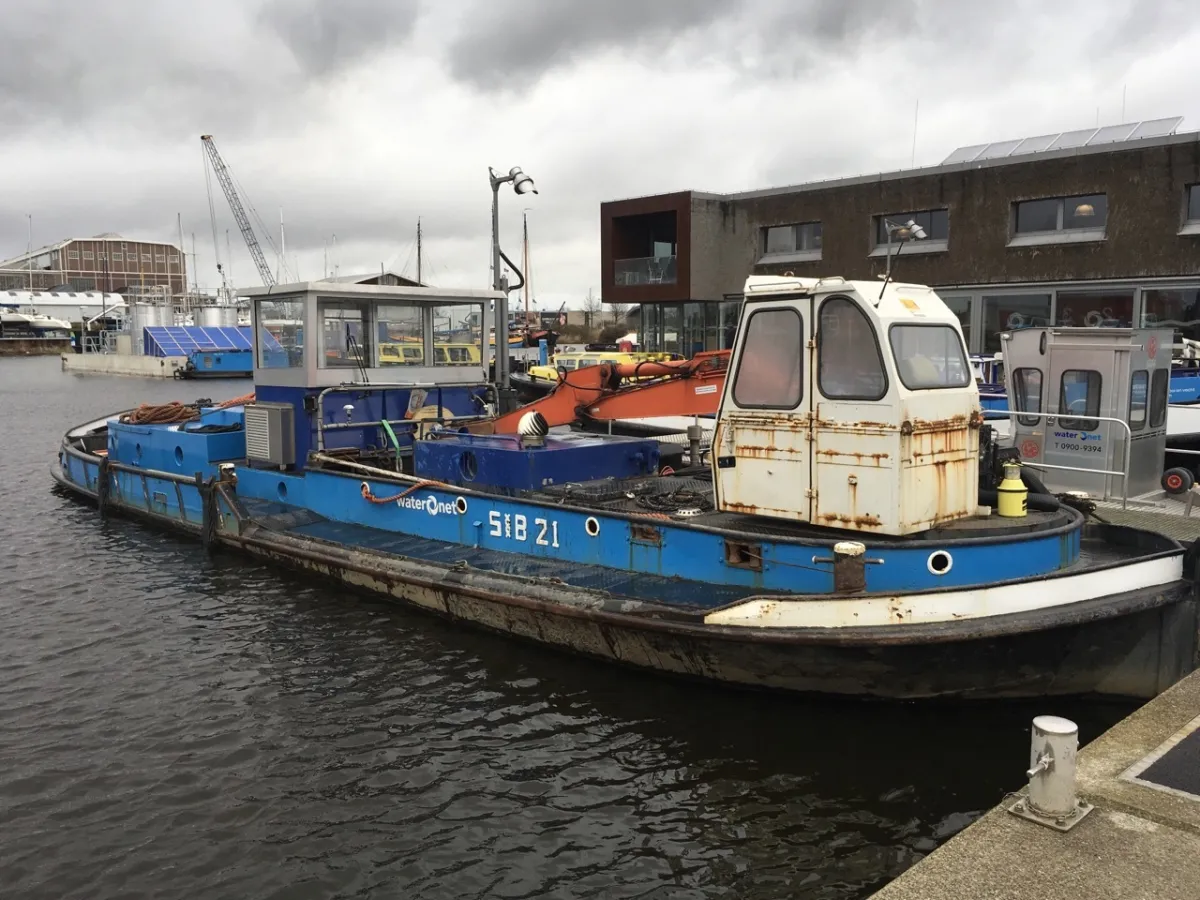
[{"left": 52, "top": 276, "right": 1200, "bottom": 700}]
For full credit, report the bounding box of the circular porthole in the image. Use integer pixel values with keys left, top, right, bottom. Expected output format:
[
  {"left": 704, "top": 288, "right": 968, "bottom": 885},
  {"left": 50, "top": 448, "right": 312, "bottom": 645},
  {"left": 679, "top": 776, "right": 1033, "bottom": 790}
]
[
  {"left": 454, "top": 496, "right": 468, "bottom": 514},
  {"left": 585, "top": 516, "right": 600, "bottom": 537},
  {"left": 135, "top": 442, "right": 143, "bottom": 458},
  {"left": 174, "top": 446, "right": 184, "bottom": 467},
  {"left": 277, "top": 481, "right": 288, "bottom": 502},
  {"left": 927, "top": 551, "right": 953, "bottom": 575}
]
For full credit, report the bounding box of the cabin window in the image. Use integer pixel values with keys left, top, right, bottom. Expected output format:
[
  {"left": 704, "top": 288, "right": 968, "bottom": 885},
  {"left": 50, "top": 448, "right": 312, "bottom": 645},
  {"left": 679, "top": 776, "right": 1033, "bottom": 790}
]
[
  {"left": 818, "top": 296, "right": 887, "bottom": 401},
  {"left": 256, "top": 297, "right": 303, "bottom": 369},
  {"left": 1130, "top": 370, "right": 1149, "bottom": 431},
  {"left": 1058, "top": 369, "right": 1101, "bottom": 431},
  {"left": 888, "top": 324, "right": 970, "bottom": 390},
  {"left": 1150, "top": 368, "right": 1169, "bottom": 428},
  {"left": 432, "top": 304, "right": 483, "bottom": 367},
  {"left": 1012, "top": 368, "right": 1043, "bottom": 427},
  {"left": 320, "top": 302, "right": 371, "bottom": 368},
  {"left": 377, "top": 303, "right": 424, "bottom": 367},
  {"left": 732, "top": 307, "right": 803, "bottom": 409}
]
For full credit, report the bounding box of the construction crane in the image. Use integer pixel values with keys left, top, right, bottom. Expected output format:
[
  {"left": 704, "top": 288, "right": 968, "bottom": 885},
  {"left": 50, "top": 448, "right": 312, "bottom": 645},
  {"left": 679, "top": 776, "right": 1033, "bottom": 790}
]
[{"left": 200, "top": 134, "right": 275, "bottom": 287}]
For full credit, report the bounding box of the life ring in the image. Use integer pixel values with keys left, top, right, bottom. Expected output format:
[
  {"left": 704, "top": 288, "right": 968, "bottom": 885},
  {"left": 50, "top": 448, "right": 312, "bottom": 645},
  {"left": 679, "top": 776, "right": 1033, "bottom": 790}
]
[
  {"left": 1006, "top": 312, "right": 1025, "bottom": 329},
  {"left": 1085, "top": 310, "right": 1103, "bottom": 327}
]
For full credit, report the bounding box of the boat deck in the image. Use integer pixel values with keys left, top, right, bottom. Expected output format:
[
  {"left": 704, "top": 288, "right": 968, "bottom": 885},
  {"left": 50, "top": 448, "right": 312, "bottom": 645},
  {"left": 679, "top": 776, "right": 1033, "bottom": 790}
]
[
  {"left": 1094, "top": 501, "right": 1200, "bottom": 546},
  {"left": 529, "top": 473, "right": 1078, "bottom": 543}
]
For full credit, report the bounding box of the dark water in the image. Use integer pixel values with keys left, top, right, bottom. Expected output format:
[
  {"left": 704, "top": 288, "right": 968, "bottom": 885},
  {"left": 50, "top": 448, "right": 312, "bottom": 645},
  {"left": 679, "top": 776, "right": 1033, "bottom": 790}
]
[{"left": 0, "top": 356, "right": 1136, "bottom": 899}]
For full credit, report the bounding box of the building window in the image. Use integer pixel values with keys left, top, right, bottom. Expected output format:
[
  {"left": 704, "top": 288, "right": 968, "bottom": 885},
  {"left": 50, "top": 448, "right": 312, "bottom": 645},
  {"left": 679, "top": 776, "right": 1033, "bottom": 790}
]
[
  {"left": 888, "top": 324, "right": 970, "bottom": 390},
  {"left": 1059, "top": 369, "right": 1101, "bottom": 432},
  {"left": 1185, "top": 185, "right": 1200, "bottom": 232},
  {"left": 155, "top": 253, "right": 165, "bottom": 263},
  {"left": 141, "top": 253, "right": 151, "bottom": 262},
  {"left": 761, "top": 222, "right": 822, "bottom": 259},
  {"left": 112, "top": 252, "right": 123, "bottom": 262},
  {"left": 1142, "top": 288, "right": 1200, "bottom": 342},
  {"left": 1054, "top": 289, "right": 1133, "bottom": 328},
  {"left": 1011, "top": 194, "right": 1106, "bottom": 245},
  {"left": 68, "top": 250, "right": 79, "bottom": 260},
  {"left": 875, "top": 209, "right": 948, "bottom": 245},
  {"left": 97, "top": 252, "right": 106, "bottom": 260},
  {"left": 818, "top": 296, "right": 887, "bottom": 400},
  {"left": 868, "top": 209, "right": 948, "bottom": 258},
  {"left": 82, "top": 251, "right": 94, "bottom": 260},
  {"left": 982, "top": 294, "right": 1051, "bottom": 355},
  {"left": 732, "top": 307, "right": 804, "bottom": 408},
  {"left": 940, "top": 296, "right": 972, "bottom": 352},
  {"left": 169, "top": 254, "right": 180, "bottom": 264}
]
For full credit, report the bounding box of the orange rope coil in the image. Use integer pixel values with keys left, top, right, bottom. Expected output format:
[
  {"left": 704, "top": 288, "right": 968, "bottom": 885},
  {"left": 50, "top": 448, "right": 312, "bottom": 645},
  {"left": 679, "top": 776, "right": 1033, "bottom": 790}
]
[{"left": 119, "top": 393, "right": 255, "bottom": 425}]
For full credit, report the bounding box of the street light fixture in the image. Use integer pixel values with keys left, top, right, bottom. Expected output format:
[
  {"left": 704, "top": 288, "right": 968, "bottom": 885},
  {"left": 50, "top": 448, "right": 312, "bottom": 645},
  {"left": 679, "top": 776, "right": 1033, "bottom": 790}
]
[
  {"left": 877, "top": 217, "right": 929, "bottom": 298},
  {"left": 489, "top": 165, "right": 537, "bottom": 411}
]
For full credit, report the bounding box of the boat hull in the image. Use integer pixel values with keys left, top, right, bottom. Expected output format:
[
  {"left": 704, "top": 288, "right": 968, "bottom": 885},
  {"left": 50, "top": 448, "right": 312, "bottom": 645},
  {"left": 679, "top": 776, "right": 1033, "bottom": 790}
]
[{"left": 51, "top": 448, "right": 1200, "bottom": 701}]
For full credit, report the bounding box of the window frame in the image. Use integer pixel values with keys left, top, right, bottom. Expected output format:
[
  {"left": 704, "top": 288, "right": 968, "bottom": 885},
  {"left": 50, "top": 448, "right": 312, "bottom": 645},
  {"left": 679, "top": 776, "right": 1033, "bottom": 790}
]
[
  {"left": 759, "top": 221, "right": 823, "bottom": 263},
  {"left": 816, "top": 295, "right": 889, "bottom": 402},
  {"left": 1150, "top": 368, "right": 1169, "bottom": 428},
  {"left": 1010, "top": 193, "right": 1107, "bottom": 247},
  {"left": 318, "top": 300, "right": 373, "bottom": 369},
  {"left": 1012, "top": 367, "right": 1043, "bottom": 427},
  {"left": 1058, "top": 369, "right": 1102, "bottom": 432},
  {"left": 886, "top": 322, "right": 971, "bottom": 391},
  {"left": 1185, "top": 184, "right": 1200, "bottom": 229},
  {"left": 1129, "top": 370, "right": 1149, "bottom": 432},
  {"left": 731, "top": 306, "right": 805, "bottom": 410}
]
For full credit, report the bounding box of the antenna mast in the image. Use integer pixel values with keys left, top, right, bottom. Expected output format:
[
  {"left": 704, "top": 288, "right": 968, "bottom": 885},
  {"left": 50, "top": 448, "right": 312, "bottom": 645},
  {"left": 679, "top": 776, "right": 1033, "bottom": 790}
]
[{"left": 417, "top": 218, "right": 422, "bottom": 285}]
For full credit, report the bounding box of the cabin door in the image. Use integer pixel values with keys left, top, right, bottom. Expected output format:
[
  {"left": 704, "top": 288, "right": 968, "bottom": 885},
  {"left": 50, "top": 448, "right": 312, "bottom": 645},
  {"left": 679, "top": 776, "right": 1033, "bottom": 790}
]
[
  {"left": 1043, "top": 344, "right": 1120, "bottom": 497},
  {"left": 713, "top": 301, "right": 814, "bottom": 522}
]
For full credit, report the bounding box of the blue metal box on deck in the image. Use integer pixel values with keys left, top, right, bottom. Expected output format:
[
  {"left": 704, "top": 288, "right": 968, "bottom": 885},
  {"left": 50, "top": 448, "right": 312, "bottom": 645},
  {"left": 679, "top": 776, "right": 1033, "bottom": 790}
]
[{"left": 414, "top": 432, "right": 660, "bottom": 493}]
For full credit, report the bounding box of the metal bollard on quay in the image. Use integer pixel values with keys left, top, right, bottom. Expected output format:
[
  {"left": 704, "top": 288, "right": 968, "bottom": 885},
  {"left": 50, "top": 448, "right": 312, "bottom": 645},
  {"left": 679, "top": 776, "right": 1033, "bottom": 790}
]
[{"left": 1008, "top": 715, "right": 1094, "bottom": 831}]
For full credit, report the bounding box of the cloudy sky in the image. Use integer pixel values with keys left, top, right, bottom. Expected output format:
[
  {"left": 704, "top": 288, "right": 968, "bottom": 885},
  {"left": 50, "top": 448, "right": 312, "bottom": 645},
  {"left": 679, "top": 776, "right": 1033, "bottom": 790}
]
[{"left": 0, "top": 0, "right": 1195, "bottom": 310}]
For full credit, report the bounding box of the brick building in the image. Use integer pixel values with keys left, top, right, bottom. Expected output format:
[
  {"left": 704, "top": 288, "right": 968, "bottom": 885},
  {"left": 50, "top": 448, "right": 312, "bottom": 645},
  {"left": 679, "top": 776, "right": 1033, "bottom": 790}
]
[
  {"left": 0, "top": 233, "right": 186, "bottom": 295},
  {"left": 600, "top": 117, "right": 1200, "bottom": 357}
]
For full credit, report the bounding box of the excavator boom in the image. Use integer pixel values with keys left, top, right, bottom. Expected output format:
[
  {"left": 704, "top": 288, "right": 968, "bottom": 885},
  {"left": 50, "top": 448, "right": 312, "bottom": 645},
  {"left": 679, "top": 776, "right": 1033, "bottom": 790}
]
[{"left": 469, "top": 350, "right": 729, "bottom": 434}]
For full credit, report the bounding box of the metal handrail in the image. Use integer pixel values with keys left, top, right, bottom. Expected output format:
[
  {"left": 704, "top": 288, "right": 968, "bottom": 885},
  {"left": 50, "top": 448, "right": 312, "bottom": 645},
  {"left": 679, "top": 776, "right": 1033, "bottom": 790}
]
[
  {"left": 978, "top": 393, "right": 1134, "bottom": 508},
  {"left": 314, "top": 380, "right": 494, "bottom": 452}
]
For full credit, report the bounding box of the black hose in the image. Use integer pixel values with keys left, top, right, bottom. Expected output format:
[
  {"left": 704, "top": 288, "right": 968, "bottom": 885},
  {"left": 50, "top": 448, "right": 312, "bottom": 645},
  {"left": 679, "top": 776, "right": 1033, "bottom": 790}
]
[
  {"left": 1020, "top": 468, "right": 1051, "bottom": 496},
  {"left": 978, "top": 489, "right": 1061, "bottom": 512}
]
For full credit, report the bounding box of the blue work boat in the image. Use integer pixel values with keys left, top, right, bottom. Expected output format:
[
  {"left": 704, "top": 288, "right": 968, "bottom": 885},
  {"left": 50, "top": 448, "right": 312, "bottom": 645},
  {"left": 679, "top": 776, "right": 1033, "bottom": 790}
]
[{"left": 53, "top": 278, "right": 1200, "bottom": 700}]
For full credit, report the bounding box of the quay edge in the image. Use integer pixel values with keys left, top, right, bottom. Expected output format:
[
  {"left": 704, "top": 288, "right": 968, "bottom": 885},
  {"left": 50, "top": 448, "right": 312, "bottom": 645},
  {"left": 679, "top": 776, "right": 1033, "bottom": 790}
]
[{"left": 868, "top": 666, "right": 1200, "bottom": 900}]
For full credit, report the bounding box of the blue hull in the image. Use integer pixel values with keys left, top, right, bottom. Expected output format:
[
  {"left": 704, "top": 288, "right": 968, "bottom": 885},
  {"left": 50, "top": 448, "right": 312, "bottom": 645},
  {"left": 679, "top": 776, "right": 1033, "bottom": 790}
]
[{"left": 52, "top": 410, "right": 1199, "bottom": 701}]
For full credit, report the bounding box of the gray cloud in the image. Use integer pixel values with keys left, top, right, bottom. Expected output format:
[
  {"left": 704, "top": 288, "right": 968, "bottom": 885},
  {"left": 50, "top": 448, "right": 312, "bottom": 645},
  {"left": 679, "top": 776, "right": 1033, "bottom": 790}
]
[
  {"left": 258, "top": 0, "right": 421, "bottom": 78},
  {"left": 444, "top": 0, "right": 733, "bottom": 88}
]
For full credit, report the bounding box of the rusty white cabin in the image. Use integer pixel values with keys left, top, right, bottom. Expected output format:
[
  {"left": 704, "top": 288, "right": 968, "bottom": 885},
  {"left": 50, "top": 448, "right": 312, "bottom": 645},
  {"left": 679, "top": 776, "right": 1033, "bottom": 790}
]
[{"left": 713, "top": 275, "right": 981, "bottom": 536}]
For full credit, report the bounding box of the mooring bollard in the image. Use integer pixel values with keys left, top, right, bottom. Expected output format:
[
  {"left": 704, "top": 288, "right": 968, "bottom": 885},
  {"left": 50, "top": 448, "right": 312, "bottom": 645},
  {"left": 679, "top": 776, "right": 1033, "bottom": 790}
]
[{"left": 1009, "top": 715, "right": 1093, "bottom": 831}]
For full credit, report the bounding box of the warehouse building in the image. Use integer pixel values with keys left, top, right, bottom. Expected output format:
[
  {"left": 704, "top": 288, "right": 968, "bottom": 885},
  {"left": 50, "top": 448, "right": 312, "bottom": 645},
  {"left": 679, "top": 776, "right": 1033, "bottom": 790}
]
[{"left": 599, "top": 116, "right": 1200, "bottom": 356}]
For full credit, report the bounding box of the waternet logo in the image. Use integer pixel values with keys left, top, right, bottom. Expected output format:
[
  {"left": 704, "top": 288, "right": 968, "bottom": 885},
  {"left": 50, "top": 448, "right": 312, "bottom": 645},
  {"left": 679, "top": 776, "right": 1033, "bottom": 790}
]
[{"left": 396, "top": 494, "right": 458, "bottom": 516}]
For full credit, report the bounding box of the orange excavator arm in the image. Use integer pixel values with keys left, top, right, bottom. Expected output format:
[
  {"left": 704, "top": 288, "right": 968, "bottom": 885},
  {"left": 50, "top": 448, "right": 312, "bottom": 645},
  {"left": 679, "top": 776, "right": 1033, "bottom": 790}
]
[{"left": 467, "top": 350, "right": 730, "bottom": 435}]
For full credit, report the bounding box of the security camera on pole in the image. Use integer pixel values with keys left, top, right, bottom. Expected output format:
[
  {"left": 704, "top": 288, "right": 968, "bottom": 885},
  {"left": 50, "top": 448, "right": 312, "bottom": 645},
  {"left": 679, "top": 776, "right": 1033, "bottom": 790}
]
[{"left": 489, "top": 165, "right": 537, "bottom": 413}]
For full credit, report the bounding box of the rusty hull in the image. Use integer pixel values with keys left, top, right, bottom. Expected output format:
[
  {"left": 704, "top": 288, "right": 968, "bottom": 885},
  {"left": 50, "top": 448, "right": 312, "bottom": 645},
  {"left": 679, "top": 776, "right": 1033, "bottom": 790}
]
[{"left": 51, "top": 458, "right": 1198, "bottom": 700}]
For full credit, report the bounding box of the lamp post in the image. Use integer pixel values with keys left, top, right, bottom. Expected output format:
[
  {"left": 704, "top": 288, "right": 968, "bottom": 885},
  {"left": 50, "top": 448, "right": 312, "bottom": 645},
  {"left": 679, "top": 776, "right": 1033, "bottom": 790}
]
[
  {"left": 489, "top": 165, "right": 537, "bottom": 411},
  {"left": 882, "top": 217, "right": 928, "bottom": 281}
]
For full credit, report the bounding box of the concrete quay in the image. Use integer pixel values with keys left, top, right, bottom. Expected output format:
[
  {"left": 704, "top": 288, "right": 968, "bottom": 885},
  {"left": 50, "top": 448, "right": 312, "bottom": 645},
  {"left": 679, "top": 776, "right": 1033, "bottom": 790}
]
[
  {"left": 871, "top": 669, "right": 1200, "bottom": 900},
  {"left": 62, "top": 352, "right": 186, "bottom": 378}
]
